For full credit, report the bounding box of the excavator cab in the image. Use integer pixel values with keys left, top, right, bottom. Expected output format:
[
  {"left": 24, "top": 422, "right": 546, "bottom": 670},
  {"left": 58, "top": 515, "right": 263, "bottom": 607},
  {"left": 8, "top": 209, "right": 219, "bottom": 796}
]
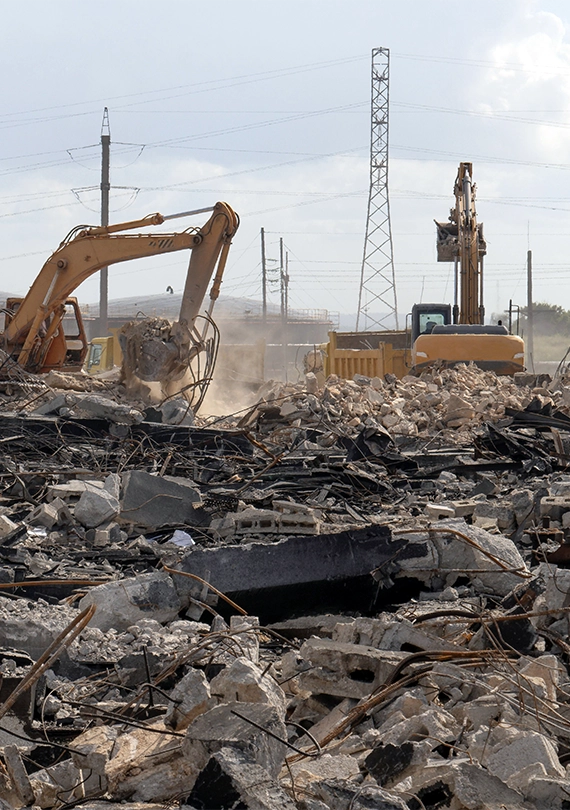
[
  {"left": 4, "top": 297, "right": 88, "bottom": 372},
  {"left": 411, "top": 303, "right": 452, "bottom": 342}
]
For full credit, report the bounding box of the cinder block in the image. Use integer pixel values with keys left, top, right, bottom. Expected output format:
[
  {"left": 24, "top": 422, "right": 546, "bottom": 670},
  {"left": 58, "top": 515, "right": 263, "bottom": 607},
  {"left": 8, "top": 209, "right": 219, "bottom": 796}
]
[
  {"left": 448, "top": 499, "right": 479, "bottom": 518},
  {"left": 540, "top": 496, "right": 570, "bottom": 522},
  {"left": 425, "top": 503, "right": 455, "bottom": 520}
]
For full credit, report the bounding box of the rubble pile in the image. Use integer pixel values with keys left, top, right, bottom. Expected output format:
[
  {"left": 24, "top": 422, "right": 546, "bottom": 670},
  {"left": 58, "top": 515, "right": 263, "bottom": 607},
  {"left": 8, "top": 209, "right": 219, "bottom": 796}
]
[{"left": 3, "top": 364, "right": 570, "bottom": 808}]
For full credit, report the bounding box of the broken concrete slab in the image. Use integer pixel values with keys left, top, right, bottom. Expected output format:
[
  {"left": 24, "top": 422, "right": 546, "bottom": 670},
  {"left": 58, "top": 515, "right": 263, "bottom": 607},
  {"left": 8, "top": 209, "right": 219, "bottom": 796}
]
[
  {"left": 71, "top": 393, "right": 144, "bottom": 424},
  {"left": 119, "top": 470, "right": 205, "bottom": 529},
  {"left": 105, "top": 720, "right": 207, "bottom": 802},
  {"left": 75, "top": 480, "right": 120, "bottom": 528},
  {"left": 284, "top": 637, "right": 407, "bottom": 700},
  {"left": 187, "top": 748, "right": 297, "bottom": 810},
  {"left": 163, "top": 667, "right": 212, "bottom": 731},
  {"left": 175, "top": 524, "right": 404, "bottom": 620},
  {"left": 79, "top": 571, "right": 183, "bottom": 632},
  {"left": 185, "top": 701, "right": 288, "bottom": 778},
  {"left": 209, "top": 656, "right": 286, "bottom": 716}
]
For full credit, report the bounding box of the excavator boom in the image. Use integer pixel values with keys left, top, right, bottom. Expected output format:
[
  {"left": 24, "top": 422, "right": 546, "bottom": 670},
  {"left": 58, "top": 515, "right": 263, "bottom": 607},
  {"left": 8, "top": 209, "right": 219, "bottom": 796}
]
[{"left": 1, "top": 202, "right": 239, "bottom": 405}]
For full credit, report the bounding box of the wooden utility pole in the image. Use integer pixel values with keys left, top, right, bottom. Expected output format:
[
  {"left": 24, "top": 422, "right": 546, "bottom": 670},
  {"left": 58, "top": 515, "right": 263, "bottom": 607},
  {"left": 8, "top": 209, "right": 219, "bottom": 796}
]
[
  {"left": 261, "top": 227, "right": 267, "bottom": 326},
  {"left": 99, "top": 108, "right": 111, "bottom": 336},
  {"left": 527, "top": 249, "right": 534, "bottom": 372}
]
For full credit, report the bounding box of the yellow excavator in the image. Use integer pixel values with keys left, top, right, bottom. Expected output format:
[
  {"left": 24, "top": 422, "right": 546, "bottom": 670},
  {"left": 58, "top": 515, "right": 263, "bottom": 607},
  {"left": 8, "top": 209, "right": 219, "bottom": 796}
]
[
  {"left": 1, "top": 202, "right": 239, "bottom": 406},
  {"left": 411, "top": 162, "right": 524, "bottom": 375}
]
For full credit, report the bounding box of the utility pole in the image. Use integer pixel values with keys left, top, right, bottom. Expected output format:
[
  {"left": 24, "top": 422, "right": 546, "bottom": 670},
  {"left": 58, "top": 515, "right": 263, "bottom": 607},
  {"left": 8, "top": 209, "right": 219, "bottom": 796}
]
[
  {"left": 280, "top": 238, "right": 288, "bottom": 381},
  {"left": 527, "top": 249, "right": 534, "bottom": 372},
  {"left": 99, "top": 108, "right": 111, "bottom": 337},
  {"left": 260, "top": 227, "right": 267, "bottom": 326}
]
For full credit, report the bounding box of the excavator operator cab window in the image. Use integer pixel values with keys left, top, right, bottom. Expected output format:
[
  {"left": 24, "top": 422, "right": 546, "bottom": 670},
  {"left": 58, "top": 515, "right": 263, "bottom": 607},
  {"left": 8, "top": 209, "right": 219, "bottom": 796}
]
[
  {"left": 419, "top": 312, "right": 446, "bottom": 334},
  {"left": 411, "top": 303, "right": 452, "bottom": 343}
]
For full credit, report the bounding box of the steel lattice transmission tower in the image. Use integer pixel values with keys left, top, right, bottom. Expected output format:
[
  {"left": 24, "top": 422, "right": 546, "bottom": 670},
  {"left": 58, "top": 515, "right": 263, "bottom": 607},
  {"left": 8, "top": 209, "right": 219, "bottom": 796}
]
[{"left": 356, "top": 47, "right": 399, "bottom": 331}]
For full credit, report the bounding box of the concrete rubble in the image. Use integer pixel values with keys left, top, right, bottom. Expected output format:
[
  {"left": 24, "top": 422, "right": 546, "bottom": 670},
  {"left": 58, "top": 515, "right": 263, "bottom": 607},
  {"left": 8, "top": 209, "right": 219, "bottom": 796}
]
[{"left": 4, "top": 363, "right": 570, "bottom": 807}]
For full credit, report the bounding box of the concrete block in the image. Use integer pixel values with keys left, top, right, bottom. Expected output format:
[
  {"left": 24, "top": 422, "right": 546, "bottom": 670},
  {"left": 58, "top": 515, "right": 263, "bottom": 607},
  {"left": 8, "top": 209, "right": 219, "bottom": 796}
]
[
  {"left": 79, "top": 571, "right": 183, "bottom": 632},
  {"left": 488, "top": 730, "right": 565, "bottom": 786},
  {"left": 312, "top": 780, "right": 408, "bottom": 810},
  {"left": 187, "top": 749, "right": 297, "bottom": 810},
  {"left": 3, "top": 744, "right": 34, "bottom": 805},
  {"left": 33, "top": 393, "right": 70, "bottom": 415},
  {"left": 518, "top": 654, "right": 562, "bottom": 702},
  {"left": 378, "top": 706, "right": 460, "bottom": 747},
  {"left": 72, "top": 393, "right": 144, "bottom": 424},
  {"left": 289, "top": 637, "right": 407, "bottom": 699},
  {"left": 74, "top": 483, "right": 119, "bottom": 528},
  {"left": 472, "top": 514, "right": 499, "bottom": 531},
  {"left": 446, "top": 499, "right": 477, "bottom": 518},
  {"left": 105, "top": 720, "right": 208, "bottom": 801},
  {"left": 332, "top": 615, "right": 458, "bottom": 653},
  {"left": 234, "top": 504, "right": 320, "bottom": 535},
  {"left": 164, "top": 668, "right": 212, "bottom": 731},
  {"left": 185, "top": 702, "right": 287, "bottom": 778},
  {"left": 120, "top": 470, "right": 204, "bottom": 529},
  {"left": 305, "top": 372, "right": 319, "bottom": 394},
  {"left": 429, "top": 519, "right": 529, "bottom": 596},
  {"left": 287, "top": 753, "right": 360, "bottom": 791},
  {"left": 445, "top": 395, "right": 475, "bottom": 424},
  {"left": 511, "top": 488, "right": 534, "bottom": 525},
  {"left": 30, "top": 759, "right": 86, "bottom": 808},
  {"left": 0, "top": 515, "right": 17, "bottom": 537},
  {"left": 405, "top": 760, "right": 524, "bottom": 810},
  {"left": 550, "top": 477, "right": 570, "bottom": 497},
  {"left": 425, "top": 503, "right": 455, "bottom": 520},
  {"left": 540, "top": 495, "right": 570, "bottom": 521},
  {"left": 523, "top": 773, "right": 570, "bottom": 808},
  {"left": 210, "top": 657, "right": 286, "bottom": 716},
  {"left": 160, "top": 397, "right": 194, "bottom": 425},
  {"left": 280, "top": 401, "right": 298, "bottom": 417},
  {"left": 538, "top": 563, "right": 570, "bottom": 612},
  {"left": 472, "top": 501, "right": 515, "bottom": 529},
  {"left": 70, "top": 724, "right": 118, "bottom": 777},
  {"left": 47, "top": 479, "right": 101, "bottom": 501},
  {"left": 27, "top": 502, "right": 60, "bottom": 529}
]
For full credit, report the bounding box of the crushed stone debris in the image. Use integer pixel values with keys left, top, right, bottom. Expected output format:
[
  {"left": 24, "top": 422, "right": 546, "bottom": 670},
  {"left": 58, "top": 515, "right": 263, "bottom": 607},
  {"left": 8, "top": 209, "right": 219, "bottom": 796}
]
[{"left": 3, "top": 363, "right": 570, "bottom": 808}]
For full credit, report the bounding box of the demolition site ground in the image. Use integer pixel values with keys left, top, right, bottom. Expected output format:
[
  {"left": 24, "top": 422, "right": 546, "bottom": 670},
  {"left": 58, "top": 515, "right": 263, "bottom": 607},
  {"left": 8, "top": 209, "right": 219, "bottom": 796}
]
[{"left": 3, "top": 363, "right": 570, "bottom": 809}]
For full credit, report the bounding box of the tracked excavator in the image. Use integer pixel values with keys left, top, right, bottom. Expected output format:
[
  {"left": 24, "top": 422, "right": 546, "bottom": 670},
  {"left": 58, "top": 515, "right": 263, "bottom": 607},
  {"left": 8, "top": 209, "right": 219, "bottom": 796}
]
[
  {"left": 0, "top": 201, "right": 239, "bottom": 407},
  {"left": 411, "top": 162, "right": 524, "bottom": 375}
]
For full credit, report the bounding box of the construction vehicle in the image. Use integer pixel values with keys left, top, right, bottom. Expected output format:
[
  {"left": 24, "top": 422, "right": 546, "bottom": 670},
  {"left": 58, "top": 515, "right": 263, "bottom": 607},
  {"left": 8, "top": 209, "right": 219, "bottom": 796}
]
[
  {"left": 321, "top": 329, "right": 409, "bottom": 380},
  {"left": 84, "top": 330, "right": 122, "bottom": 375},
  {"left": 1, "top": 202, "right": 239, "bottom": 406},
  {"left": 411, "top": 162, "right": 524, "bottom": 375}
]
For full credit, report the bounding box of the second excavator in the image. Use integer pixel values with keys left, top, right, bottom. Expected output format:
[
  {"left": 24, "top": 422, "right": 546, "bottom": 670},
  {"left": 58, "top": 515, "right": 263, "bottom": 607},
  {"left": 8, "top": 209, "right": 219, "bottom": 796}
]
[
  {"left": 411, "top": 162, "right": 524, "bottom": 375},
  {"left": 1, "top": 202, "right": 239, "bottom": 408}
]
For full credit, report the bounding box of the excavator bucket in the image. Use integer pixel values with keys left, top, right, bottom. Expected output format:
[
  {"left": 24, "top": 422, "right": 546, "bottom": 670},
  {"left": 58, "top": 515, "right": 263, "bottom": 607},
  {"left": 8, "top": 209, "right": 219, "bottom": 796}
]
[{"left": 119, "top": 318, "right": 184, "bottom": 383}]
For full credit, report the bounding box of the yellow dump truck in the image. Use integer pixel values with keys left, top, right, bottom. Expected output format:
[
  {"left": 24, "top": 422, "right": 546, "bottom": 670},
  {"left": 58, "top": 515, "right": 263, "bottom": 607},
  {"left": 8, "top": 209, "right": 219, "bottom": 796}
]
[{"left": 322, "top": 329, "right": 410, "bottom": 380}]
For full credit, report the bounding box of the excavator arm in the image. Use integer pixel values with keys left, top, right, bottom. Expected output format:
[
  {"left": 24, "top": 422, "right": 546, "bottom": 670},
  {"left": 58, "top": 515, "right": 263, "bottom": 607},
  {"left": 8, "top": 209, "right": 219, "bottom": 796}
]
[{"left": 3, "top": 202, "right": 238, "bottom": 375}]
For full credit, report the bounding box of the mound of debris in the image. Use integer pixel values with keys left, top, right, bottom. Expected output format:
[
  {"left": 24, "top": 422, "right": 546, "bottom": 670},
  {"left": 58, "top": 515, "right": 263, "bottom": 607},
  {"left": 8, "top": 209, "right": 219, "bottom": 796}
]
[{"left": 2, "top": 364, "right": 570, "bottom": 809}]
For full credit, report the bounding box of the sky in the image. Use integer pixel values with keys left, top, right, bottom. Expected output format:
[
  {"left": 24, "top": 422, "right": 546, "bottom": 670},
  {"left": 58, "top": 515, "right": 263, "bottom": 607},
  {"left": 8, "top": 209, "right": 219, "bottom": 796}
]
[{"left": 3, "top": 0, "right": 570, "bottom": 328}]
